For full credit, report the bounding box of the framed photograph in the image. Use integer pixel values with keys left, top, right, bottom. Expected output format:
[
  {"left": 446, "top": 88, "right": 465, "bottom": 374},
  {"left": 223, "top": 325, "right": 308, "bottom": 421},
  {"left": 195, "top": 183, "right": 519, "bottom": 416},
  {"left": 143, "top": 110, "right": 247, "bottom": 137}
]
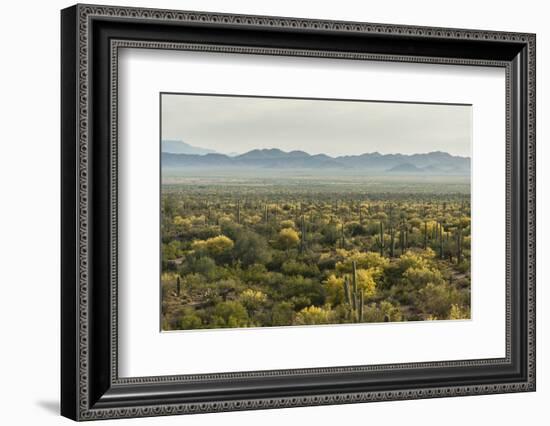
[{"left": 61, "top": 4, "right": 536, "bottom": 421}]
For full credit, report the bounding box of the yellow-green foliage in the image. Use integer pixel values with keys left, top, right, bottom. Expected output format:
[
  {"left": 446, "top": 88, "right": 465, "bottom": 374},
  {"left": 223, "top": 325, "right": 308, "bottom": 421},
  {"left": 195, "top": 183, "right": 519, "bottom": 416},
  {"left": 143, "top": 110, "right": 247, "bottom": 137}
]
[
  {"left": 191, "top": 239, "right": 207, "bottom": 252},
  {"left": 205, "top": 235, "right": 234, "bottom": 255},
  {"left": 335, "top": 250, "right": 389, "bottom": 272},
  {"left": 161, "top": 272, "right": 178, "bottom": 282},
  {"left": 191, "top": 215, "right": 206, "bottom": 226},
  {"left": 354, "top": 269, "right": 377, "bottom": 298},
  {"left": 163, "top": 240, "right": 183, "bottom": 260},
  {"left": 278, "top": 227, "right": 300, "bottom": 249},
  {"left": 217, "top": 215, "right": 234, "bottom": 226},
  {"left": 327, "top": 258, "right": 379, "bottom": 302},
  {"left": 362, "top": 301, "right": 402, "bottom": 322},
  {"left": 246, "top": 214, "right": 262, "bottom": 225},
  {"left": 192, "top": 235, "right": 234, "bottom": 256},
  {"left": 324, "top": 274, "right": 345, "bottom": 305},
  {"left": 417, "top": 282, "right": 462, "bottom": 318},
  {"left": 179, "top": 312, "right": 202, "bottom": 329},
  {"left": 211, "top": 301, "right": 250, "bottom": 328},
  {"left": 397, "top": 250, "right": 430, "bottom": 271},
  {"left": 426, "top": 220, "right": 439, "bottom": 234},
  {"left": 240, "top": 289, "right": 267, "bottom": 310},
  {"left": 448, "top": 303, "right": 469, "bottom": 320},
  {"left": 459, "top": 216, "right": 471, "bottom": 228},
  {"left": 281, "top": 260, "right": 319, "bottom": 277},
  {"left": 403, "top": 266, "right": 444, "bottom": 287},
  {"left": 279, "top": 219, "right": 296, "bottom": 229},
  {"left": 294, "top": 305, "right": 334, "bottom": 325},
  {"left": 173, "top": 215, "right": 192, "bottom": 228}
]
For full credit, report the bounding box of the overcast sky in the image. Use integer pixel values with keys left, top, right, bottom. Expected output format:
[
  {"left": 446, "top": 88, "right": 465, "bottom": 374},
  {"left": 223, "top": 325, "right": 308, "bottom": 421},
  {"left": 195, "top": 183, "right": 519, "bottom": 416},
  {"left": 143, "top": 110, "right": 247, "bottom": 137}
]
[{"left": 161, "top": 94, "right": 471, "bottom": 157}]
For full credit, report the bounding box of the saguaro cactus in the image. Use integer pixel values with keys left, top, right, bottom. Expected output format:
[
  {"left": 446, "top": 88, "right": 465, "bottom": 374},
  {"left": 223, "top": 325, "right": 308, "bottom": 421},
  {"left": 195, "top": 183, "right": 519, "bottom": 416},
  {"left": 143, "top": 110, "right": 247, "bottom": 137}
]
[
  {"left": 300, "top": 215, "right": 307, "bottom": 252},
  {"left": 236, "top": 200, "right": 241, "bottom": 224},
  {"left": 358, "top": 290, "right": 364, "bottom": 322},
  {"left": 379, "top": 221, "right": 385, "bottom": 256},
  {"left": 176, "top": 276, "right": 181, "bottom": 297},
  {"left": 456, "top": 224, "right": 462, "bottom": 264},
  {"left": 399, "top": 221, "right": 405, "bottom": 255},
  {"left": 389, "top": 225, "right": 395, "bottom": 257},
  {"left": 439, "top": 222, "right": 444, "bottom": 259},
  {"left": 343, "top": 261, "right": 365, "bottom": 322},
  {"left": 340, "top": 222, "right": 345, "bottom": 249},
  {"left": 344, "top": 276, "right": 351, "bottom": 306},
  {"left": 352, "top": 260, "right": 357, "bottom": 295},
  {"left": 424, "top": 221, "right": 428, "bottom": 249}
]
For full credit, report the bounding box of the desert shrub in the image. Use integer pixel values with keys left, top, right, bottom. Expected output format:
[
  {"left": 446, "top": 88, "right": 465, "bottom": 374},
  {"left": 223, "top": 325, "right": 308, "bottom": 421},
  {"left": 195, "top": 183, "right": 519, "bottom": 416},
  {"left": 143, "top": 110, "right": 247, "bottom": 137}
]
[
  {"left": 448, "top": 303, "right": 470, "bottom": 320},
  {"left": 271, "top": 302, "right": 295, "bottom": 326},
  {"left": 317, "top": 253, "right": 337, "bottom": 271},
  {"left": 320, "top": 223, "right": 339, "bottom": 245},
  {"left": 456, "top": 260, "right": 470, "bottom": 274},
  {"left": 364, "top": 221, "right": 381, "bottom": 236},
  {"left": 324, "top": 274, "right": 345, "bottom": 305},
  {"left": 336, "top": 250, "right": 389, "bottom": 272},
  {"left": 397, "top": 251, "right": 429, "bottom": 272},
  {"left": 281, "top": 260, "right": 320, "bottom": 277},
  {"left": 239, "top": 263, "right": 269, "bottom": 283},
  {"left": 294, "top": 306, "right": 334, "bottom": 325},
  {"left": 178, "top": 312, "right": 202, "bottom": 329},
  {"left": 416, "top": 282, "right": 462, "bottom": 318},
  {"left": 345, "top": 221, "right": 367, "bottom": 236},
  {"left": 354, "top": 269, "right": 377, "bottom": 298},
  {"left": 210, "top": 301, "right": 250, "bottom": 328},
  {"left": 191, "top": 235, "right": 234, "bottom": 263},
  {"left": 278, "top": 228, "right": 300, "bottom": 250},
  {"left": 187, "top": 256, "right": 217, "bottom": 278},
  {"left": 173, "top": 215, "right": 192, "bottom": 228},
  {"left": 162, "top": 240, "right": 183, "bottom": 260},
  {"left": 362, "top": 301, "right": 402, "bottom": 323},
  {"left": 403, "top": 266, "right": 444, "bottom": 288},
  {"left": 233, "top": 230, "right": 272, "bottom": 266},
  {"left": 239, "top": 289, "right": 267, "bottom": 311},
  {"left": 204, "top": 235, "right": 234, "bottom": 255},
  {"left": 279, "top": 275, "right": 324, "bottom": 307},
  {"left": 289, "top": 295, "right": 314, "bottom": 311},
  {"left": 279, "top": 219, "right": 296, "bottom": 229},
  {"left": 409, "top": 217, "right": 422, "bottom": 229},
  {"left": 215, "top": 278, "right": 243, "bottom": 294}
]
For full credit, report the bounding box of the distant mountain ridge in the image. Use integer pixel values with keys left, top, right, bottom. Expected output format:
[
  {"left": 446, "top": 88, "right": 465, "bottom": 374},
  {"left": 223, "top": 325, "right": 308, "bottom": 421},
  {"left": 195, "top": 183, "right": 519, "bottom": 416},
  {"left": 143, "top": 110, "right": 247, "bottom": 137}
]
[
  {"left": 162, "top": 147, "right": 470, "bottom": 175},
  {"left": 162, "top": 140, "right": 218, "bottom": 155}
]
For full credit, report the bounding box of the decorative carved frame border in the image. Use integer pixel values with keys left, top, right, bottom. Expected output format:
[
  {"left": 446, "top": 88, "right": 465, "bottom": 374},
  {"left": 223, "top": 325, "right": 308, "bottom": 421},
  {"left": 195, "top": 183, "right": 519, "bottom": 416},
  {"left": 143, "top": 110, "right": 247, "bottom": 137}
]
[
  {"left": 64, "top": 3, "right": 535, "bottom": 421},
  {"left": 110, "top": 40, "right": 512, "bottom": 384}
]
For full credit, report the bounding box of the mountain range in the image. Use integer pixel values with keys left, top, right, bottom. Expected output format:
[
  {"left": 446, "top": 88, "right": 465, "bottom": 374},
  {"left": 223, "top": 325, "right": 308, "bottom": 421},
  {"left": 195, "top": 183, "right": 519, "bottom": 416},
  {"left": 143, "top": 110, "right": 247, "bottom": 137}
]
[
  {"left": 162, "top": 140, "right": 240, "bottom": 157},
  {"left": 162, "top": 140, "right": 218, "bottom": 155},
  {"left": 161, "top": 147, "right": 470, "bottom": 176}
]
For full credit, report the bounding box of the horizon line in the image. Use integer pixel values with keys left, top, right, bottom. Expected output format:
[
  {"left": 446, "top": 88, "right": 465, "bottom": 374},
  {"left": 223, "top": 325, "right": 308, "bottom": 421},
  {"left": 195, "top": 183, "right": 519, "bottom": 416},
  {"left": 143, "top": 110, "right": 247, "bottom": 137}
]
[{"left": 161, "top": 143, "right": 471, "bottom": 160}]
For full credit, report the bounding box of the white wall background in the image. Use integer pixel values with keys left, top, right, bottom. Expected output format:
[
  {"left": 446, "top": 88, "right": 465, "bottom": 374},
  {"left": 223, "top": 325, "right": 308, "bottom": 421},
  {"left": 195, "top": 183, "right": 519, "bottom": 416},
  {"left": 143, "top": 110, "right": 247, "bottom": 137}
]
[{"left": 0, "top": 0, "right": 546, "bottom": 424}]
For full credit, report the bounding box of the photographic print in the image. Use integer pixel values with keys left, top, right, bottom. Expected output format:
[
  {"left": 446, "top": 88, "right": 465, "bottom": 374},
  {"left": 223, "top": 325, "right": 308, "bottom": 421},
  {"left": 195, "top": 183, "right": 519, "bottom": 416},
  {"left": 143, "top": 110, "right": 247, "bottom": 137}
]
[
  {"left": 61, "top": 7, "right": 536, "bottom": 417},
  {"left": 160, "top": 93, "right": 472, "bottom": 331}
]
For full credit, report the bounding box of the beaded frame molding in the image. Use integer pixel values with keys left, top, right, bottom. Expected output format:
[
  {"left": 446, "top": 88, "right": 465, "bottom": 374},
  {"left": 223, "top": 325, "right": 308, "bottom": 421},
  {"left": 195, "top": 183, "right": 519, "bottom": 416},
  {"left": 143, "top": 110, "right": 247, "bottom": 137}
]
[{"left": 61, "top": 4, "right": 536, "bottom": 421}]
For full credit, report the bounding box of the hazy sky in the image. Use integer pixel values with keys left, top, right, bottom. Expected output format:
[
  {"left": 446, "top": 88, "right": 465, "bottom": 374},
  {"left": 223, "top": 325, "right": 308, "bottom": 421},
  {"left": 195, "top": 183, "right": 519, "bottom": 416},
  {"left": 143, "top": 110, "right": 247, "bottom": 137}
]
[{"left": 161, "top": 94, "right": 472, "bottom": 157}]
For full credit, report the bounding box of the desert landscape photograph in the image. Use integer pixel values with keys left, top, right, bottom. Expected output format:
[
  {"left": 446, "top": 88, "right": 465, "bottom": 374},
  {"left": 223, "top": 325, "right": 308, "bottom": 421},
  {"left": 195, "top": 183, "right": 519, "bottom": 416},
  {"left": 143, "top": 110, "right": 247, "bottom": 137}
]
[{"left": 160, "top": 93, "right": 472, "bottom": 331}]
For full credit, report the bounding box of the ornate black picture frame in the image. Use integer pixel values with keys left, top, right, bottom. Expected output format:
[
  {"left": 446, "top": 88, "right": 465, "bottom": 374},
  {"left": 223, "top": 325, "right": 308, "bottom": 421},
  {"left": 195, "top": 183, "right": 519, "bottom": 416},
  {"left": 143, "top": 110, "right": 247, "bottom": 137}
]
[{"left": 61, "top": 4, "right": 536, "bottom": 421}]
